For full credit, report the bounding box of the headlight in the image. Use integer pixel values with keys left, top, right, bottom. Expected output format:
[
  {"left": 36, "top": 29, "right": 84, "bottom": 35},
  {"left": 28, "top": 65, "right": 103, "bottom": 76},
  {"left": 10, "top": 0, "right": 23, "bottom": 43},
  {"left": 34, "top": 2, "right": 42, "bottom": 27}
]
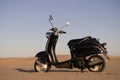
[{"left": 46, "top": 32, "right": 52, "bottom": 39}]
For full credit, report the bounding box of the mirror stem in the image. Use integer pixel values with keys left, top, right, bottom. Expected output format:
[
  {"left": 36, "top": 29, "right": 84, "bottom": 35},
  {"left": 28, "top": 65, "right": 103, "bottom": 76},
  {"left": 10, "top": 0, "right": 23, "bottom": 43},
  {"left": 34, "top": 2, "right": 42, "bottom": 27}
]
[{"left": 49, "top": 19, "right": 54, "bottom": 26}]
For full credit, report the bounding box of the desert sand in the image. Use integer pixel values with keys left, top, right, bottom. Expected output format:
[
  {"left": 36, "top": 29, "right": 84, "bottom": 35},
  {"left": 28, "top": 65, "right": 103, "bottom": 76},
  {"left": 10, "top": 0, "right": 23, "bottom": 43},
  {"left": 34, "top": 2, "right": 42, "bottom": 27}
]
[{"left": 0, "top": 55, "right": 120, "bottom": 80}]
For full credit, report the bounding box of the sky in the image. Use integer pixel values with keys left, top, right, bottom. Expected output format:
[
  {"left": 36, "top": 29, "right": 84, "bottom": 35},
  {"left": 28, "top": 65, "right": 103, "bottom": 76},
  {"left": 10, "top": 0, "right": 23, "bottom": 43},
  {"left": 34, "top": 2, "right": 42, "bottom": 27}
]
[{"left": 0, "top": 0, "right": 120, "bottom": 57}]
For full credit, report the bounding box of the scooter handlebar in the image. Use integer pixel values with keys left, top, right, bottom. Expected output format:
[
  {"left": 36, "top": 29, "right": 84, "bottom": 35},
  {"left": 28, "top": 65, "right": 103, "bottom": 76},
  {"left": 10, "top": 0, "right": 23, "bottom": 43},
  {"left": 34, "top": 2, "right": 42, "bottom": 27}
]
[
  {"left": 59, "top": 30, "right": 66, "bottom": 34},
  {"left": 50, "top": 27, "right": 66, "bottom": 34},
  {"left": 50, "top": 27, "right": 58, "bottom": 32}
]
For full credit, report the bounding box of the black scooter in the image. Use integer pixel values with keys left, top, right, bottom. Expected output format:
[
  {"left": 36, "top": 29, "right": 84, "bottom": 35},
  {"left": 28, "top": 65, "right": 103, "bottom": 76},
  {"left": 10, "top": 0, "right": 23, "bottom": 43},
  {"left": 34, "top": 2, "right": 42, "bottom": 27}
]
[{"left": 34, "top": 15, "right": 109, "bottom": 72}]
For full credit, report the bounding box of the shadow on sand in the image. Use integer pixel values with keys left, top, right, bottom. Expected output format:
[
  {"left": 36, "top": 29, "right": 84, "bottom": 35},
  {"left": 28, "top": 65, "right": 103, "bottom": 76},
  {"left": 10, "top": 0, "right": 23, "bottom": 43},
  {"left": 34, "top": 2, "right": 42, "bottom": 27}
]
[
  {"left": 14, "top": 68, "right": 84, "bottom": 73},
  {"left": 14, "top": 68, "right": 118, "bottom": 75},
  {"left": 14, "top": 68, "right": 35, "bottom": 73},
  {"left": 49, "top": 69, "right": 83, "bottom": 73}
]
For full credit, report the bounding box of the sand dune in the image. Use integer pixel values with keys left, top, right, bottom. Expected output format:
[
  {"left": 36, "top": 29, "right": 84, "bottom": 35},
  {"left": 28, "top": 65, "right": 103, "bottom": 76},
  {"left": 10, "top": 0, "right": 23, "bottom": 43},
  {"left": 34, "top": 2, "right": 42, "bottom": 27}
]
[{"left": 0, "top": 55, "right": 120, "bottom": 80}]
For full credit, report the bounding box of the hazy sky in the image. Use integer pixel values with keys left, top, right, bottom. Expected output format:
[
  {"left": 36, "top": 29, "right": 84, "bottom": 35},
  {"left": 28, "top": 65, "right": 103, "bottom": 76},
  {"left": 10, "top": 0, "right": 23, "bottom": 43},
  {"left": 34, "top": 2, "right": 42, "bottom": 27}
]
[{"left": 0, "top": 0, "right": 120, "bottom": 57}]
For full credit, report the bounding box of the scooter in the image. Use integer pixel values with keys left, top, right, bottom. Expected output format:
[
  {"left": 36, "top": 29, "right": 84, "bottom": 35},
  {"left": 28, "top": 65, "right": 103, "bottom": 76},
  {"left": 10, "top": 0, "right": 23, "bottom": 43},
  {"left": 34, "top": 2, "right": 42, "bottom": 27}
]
[{"left": 34, "top": 15, "right": 110, "bottom": 72}]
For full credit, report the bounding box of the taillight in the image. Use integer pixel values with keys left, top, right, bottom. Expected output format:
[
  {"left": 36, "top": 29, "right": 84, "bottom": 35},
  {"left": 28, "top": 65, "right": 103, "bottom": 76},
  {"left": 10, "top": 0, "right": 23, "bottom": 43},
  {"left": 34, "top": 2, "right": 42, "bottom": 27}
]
[{"left": 102, "top": 42, "right": 107, "bottom": 46}]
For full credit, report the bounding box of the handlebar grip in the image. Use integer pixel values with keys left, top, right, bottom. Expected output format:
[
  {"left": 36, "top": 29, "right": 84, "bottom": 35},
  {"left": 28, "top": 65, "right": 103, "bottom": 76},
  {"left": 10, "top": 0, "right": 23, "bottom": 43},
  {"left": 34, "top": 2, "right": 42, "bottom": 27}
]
[
  {"left": 62, "top": 31, "right": 66, "bottom": 34},
  {"left": 59, "top": 30, "right": 66, "bottom": 34}
]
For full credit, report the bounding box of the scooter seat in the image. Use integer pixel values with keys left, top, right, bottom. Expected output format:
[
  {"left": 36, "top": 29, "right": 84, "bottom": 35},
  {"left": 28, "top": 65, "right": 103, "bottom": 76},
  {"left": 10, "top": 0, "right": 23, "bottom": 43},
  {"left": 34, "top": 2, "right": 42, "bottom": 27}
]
[{"left": 67, "top": 36, "right": 91, "bottom": 46}]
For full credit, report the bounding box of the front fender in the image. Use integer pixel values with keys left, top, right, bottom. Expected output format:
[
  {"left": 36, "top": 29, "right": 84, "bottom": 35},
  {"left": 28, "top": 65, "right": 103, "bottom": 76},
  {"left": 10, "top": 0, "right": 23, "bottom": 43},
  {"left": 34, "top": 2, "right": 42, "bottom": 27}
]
[{"left": 35, "top": 51, "right": 49, "bottom": 60}]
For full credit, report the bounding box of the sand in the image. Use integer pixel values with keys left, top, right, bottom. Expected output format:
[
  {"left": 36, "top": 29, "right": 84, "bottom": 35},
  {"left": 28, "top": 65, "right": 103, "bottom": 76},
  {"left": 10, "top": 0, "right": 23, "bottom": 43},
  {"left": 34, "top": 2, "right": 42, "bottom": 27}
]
[{"left": 0, "top": 55, "right": 120, "bottom": 80}]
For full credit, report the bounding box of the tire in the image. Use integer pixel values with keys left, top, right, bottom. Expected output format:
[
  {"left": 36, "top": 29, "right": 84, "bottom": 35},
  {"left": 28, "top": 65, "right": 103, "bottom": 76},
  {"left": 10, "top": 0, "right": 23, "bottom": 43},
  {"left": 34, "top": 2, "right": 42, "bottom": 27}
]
[
  {"left": 88, "top": 55, "right": 105, "bottom": 72},
  {"left": 34, "top": 58, "right": 51, "bottom": 72}
]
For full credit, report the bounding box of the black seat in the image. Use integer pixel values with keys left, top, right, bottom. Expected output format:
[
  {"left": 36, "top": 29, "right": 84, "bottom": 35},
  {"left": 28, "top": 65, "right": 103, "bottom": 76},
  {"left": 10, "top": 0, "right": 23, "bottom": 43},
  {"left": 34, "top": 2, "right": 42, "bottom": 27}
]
[{"left": 67, "top": 36, "right": 91, "bottom": 46}]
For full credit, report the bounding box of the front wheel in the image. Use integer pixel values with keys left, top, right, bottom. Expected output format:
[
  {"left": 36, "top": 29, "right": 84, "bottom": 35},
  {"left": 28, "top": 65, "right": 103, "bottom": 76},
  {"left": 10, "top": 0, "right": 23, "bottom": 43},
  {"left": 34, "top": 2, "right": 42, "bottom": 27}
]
[
  {"left": 34, "top": 58, "right": 51, "bottom": 72},
  {"left": 88, "top": 55, "right": 105, "bottom": 72}
]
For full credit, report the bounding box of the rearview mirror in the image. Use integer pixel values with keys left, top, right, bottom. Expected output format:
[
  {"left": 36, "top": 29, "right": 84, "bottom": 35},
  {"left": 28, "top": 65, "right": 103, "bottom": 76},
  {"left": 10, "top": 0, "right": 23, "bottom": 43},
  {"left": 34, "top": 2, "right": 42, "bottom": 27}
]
[
  {"left": 66, "top": 20, "right": 70, "bottom": 26},
  {"left": 49, "top": 15, "right": 53, "bottom": 21}
]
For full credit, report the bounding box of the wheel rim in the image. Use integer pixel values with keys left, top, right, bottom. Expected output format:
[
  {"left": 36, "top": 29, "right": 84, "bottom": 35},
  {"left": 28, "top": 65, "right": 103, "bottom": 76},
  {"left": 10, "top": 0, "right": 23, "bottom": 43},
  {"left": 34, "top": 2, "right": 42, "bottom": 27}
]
[
  {"left": 89, "top": 64, "right": 102, "bottom": 71},
  {"left": 35, "top": 60, "right": 48, "bottom": 72},
  {"left": 88, "top": 56, "right": 105, "bottom": 72}
]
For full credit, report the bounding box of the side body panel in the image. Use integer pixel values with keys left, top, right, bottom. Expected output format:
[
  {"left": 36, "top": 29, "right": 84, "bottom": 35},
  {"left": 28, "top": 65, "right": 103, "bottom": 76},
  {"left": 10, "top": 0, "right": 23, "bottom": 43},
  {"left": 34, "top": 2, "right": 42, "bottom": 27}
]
[{"left": 69, "top": 39, "right": 107, "bottom": 57}]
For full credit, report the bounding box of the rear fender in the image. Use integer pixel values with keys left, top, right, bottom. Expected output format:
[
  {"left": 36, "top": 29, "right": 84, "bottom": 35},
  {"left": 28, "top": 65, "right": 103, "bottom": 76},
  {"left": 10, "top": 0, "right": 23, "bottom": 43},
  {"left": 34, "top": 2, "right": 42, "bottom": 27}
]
[{"left": 91, "top": 42, "right": 108, "bottom": 54}]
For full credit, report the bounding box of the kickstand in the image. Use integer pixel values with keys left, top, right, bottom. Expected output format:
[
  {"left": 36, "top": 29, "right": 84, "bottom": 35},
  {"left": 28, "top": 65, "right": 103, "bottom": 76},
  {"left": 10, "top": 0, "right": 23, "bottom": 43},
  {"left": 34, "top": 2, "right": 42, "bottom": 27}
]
[{"left": 81, "top": 68, "right": 84, "bottom": 73}]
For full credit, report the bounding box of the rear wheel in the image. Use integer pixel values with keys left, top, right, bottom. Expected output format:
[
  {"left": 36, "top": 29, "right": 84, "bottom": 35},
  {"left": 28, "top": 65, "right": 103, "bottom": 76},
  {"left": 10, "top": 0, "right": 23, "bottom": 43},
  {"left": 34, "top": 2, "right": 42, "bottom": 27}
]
[
  {"left": 34, "top": 58, "right": 51, "bottom": 72},
  {"left": 88, "top": 55, "right": 105, "bottom": 72}
]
